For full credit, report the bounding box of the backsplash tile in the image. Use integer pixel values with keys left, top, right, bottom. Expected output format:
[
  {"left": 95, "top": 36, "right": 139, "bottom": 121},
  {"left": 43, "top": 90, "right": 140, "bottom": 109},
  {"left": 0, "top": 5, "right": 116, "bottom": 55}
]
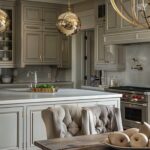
[
  {"left": 107, "top": 43, "right": 150, "bottom": 87},
  {"left": 0, "top": 65, "right": 71, "bottom": 84}
]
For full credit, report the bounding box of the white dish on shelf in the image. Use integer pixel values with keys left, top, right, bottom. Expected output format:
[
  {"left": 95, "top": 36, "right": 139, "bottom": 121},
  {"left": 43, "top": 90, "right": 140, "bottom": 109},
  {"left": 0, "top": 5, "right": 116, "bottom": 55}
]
[
  {"left": 105, "top": 138, "right": 150, "bottom": 150},
  {"left": 2, "top": 77, "right": 12, "bottom": 84}
]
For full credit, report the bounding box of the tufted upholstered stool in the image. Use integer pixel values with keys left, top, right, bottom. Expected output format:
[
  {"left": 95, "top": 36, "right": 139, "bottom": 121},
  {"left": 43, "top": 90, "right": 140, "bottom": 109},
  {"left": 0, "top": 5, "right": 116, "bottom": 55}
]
[
  {"left": 42, "top": 105, "right": 83, "bottom": 138},
  {"left": 82, "top": 105, "right": 123, "bottom": 135}
]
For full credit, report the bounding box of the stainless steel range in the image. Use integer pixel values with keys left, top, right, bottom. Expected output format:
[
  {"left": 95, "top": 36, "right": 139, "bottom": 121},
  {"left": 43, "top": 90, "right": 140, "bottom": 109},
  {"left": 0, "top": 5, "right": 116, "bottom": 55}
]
[{"left": 106, "top": 86, "right": 150, "bottom": 129}]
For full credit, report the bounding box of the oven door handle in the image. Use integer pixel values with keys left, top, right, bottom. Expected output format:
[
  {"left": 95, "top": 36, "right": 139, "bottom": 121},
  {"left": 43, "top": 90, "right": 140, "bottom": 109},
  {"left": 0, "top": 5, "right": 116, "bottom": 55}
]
[{"left": 121, "top": 101, "right": 147, "bottom": 107}]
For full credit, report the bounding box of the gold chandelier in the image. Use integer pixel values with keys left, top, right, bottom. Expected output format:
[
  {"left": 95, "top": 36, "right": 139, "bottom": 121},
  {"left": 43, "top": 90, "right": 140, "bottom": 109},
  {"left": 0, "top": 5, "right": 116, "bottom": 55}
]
[
  {"left": 0, "top": 9, "right": 9, "bottom": 32},
  {"left": 110, "top": 0, "right": 150, "bottom": 29},
  {"left": 56, "top": 0, "right": 81, "bottom": 36}
]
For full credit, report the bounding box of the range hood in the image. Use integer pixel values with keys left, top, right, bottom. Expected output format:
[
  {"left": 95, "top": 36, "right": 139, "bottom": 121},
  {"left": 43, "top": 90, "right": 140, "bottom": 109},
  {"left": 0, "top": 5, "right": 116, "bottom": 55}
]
[{"left": 104, "top": 30, "right": 150, "bottom": 45}]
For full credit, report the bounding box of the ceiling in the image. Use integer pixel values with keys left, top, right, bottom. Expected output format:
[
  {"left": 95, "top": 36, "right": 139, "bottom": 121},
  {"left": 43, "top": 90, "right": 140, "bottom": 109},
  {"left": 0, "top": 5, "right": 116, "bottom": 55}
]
[{"left": 28, "top": 0, "right": 86, "bottom": 4}]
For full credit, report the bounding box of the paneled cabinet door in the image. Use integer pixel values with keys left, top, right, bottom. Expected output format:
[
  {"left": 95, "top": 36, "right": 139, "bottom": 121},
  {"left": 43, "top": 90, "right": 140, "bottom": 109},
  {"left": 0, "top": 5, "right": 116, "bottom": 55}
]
[
  {"left": 23, "top": 6, "right": 42, "bottom": 23},
  {"left": 24, "top": 30, "right": 43, "bottom": 64},
  {"left": 105, "top": 0, "right": 120, "bottom": 33},
  {"left": 59, "top": 36, "right": 71, "bottom": 68},
  {"left": 0, "top": 107, "right": 23, "bottom": 150},
  {"left": 95, "top": 25, "right": 105, "bottom": 68},
  {"left": 120, "top": 0, "right": 135, "bottom": 30},
  {"left": 43, "top": 8, "right": 57, "bottom": 26},
  {"left": 43, "top": 31, "right": 59, "bottom": 65},
  {"left": 26, "top": 105, "right": 53, "bottom": 150}
]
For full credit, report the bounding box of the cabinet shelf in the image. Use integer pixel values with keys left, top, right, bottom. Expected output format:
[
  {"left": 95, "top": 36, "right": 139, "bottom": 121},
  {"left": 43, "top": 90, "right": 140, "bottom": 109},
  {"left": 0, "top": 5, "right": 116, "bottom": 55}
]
[
  {"left": 0, "top": 40, "right": 12, "bottom": 42},
  {"left": 0, "top": 50, "right": 12, "bottom": 52}
]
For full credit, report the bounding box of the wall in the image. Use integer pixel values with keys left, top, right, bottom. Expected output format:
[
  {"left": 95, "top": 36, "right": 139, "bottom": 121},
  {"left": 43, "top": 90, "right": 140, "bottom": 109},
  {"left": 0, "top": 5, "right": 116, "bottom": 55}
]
[
  {"left": 106, "top": 43, "right": 150, "bottom": 87},
  {"left": 0, "top": 66, "right": 71, "bottom": 84}
]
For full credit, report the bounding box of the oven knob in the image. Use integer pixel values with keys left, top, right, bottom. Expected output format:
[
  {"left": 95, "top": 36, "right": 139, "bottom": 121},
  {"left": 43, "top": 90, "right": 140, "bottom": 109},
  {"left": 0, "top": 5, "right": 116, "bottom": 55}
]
[
  {"left": 141, "top": 96, "right": 145, "bottom": 100},
  {"left": 131, "top": 98, "right": 138, "bottom": 102}
]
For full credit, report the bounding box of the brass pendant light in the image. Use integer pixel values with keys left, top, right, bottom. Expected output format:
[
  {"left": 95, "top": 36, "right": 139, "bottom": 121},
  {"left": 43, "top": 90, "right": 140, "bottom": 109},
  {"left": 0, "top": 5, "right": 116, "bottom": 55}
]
[
  {"left": 0, "top": 9, "right": 9, "bottom": 32},
  {"left": 56, "top": 0, "right": 81, "bottom": 36},
  {"left": 110, "top": 0, "right": 150, "bottom": 29}
]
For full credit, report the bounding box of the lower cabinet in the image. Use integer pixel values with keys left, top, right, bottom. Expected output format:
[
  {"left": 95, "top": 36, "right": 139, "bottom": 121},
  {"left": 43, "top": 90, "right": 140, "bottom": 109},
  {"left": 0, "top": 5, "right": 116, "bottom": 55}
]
[
  {"left": 0, "top": 107, "right": 23, "bottom": 150},
  {"left": 26, "top": 105, "right": 53, "bottom": 150},
  {"left": 0, "top": 98, "right": 120, "bottom": 150}
]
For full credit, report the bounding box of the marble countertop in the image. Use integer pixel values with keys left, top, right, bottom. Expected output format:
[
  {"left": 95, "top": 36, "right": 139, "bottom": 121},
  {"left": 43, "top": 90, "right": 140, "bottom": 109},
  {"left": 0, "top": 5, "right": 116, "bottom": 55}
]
[
  {"left": 0, "top": 88, "right": 122, "bottom": 105},
  {"left": 0, "top": 81, "right": 73, "bottom": 88}
]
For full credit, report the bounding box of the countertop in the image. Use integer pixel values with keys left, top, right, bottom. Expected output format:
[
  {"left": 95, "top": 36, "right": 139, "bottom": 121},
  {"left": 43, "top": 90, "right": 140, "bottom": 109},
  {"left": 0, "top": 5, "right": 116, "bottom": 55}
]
[
  {"left": 81, "top": 85, "right": 108, "bottom": 91},
  {"left": 0, "top": 88, "right": 122, "bottom": 105},
  {"left": 0, "top": 81, "right": 73, "bottom": 88}
]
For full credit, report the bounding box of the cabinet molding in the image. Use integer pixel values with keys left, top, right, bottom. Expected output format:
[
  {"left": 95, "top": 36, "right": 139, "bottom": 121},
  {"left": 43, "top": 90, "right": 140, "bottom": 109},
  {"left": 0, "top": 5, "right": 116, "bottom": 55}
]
[
  {"left": 0, "top": 107, "right": 23, "bottom": 150},
  {"left": 77, "top": 9, "right": 95, "bottom": 30},
  {"left": 17, "top": 1, "right": 62, "bottom": 67},
  {"left": 104, "top": 30, "right": 150, "bottom": 45}
]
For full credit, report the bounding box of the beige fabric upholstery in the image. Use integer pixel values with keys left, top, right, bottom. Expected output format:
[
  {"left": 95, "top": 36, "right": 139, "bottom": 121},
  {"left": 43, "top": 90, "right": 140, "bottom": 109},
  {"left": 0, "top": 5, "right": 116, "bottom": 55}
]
[
  {"left": 42, "top": 105, "right": 83, "bottom": 138},
  {"left": 82, "top": 105, "right": 123, "bottom": 135}
]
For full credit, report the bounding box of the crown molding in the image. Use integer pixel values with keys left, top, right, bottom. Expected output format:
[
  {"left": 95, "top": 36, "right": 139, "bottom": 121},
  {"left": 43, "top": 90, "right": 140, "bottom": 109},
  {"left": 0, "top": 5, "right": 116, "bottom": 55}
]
[{"left": 28, "top": 0, "right": 86, "bottom": 4}]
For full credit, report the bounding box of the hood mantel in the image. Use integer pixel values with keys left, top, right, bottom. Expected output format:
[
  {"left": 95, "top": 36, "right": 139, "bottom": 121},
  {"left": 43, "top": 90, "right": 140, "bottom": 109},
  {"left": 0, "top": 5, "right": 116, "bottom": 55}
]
[{"left": 104, "top": 30, "right": 150, "bottom": 45}]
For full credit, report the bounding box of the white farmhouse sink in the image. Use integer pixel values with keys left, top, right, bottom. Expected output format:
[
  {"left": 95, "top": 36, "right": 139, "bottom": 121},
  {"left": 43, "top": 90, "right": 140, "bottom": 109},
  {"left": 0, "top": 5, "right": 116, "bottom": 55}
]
[{"left": 6, "top": 88, "right": 31, "bottom": 92}]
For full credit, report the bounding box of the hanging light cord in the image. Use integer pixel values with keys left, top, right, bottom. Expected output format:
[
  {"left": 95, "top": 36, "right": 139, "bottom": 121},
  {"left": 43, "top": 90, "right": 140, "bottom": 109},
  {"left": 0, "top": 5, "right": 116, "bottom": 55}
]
[{"left": 68, "top": 0, "right": 71, "bottom": 11}]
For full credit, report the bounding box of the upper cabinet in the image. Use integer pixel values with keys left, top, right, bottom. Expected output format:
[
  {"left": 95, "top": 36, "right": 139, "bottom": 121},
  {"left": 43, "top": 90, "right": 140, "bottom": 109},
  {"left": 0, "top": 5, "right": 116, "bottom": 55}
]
[
  {"left": 105, "top": 0, "right": 139, "bottom": 33},
  {"left": 16, "top": 1, "right": 62, "bottom": 67},
  {"left": 94, "top": 25, "right": 125, "bottom": 71},
  {"left": 0, "top": 1, "right": 16, "bottom": 68},
  {"left": 105, "top": 0, "right": 120, "bottom": 33},
  {"left": 23, "top": 6, "right": 57, "bottom": 27},
  {"left": 94, "top": 0, "right": 125, "bottom": 71},
  {"left": 77, "top": 9, "right": 95, "bottom": 30},
  {"left": 58, "top": 35, "right": 71, "bottom": 68}
]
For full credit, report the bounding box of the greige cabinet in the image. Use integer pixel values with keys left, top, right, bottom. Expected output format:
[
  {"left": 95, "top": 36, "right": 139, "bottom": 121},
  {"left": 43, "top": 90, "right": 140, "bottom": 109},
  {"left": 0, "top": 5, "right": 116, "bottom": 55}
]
[
  {"left": 17, "top": 1, "right": 61, "bottom": 67},
  {"left": 120, "top": 0, "right": 135, "bottom": 30},
  {"left": 24, "top": 29, "right": 59, "bottom": 65},
  {"left": 23, "top": 6, "right": 57, "bottom": 26},
  {"left": 58, "top": 35, "right": 71, "bottom": 68},
  {"left": 95, "top": 25, "right": 125, "bottom": 71},
  {"left": 95, "top": 25, "right": 105, "bottom": 66},
  {"left": 105, "top": 0, "right": 137, "bottom": 33},
  {"left": 43, "top": 31, "right": 59, "bottom": 64},
  {"left": 105, "top": 0, "right": 120, "bottom": 33},
  {"left": 23, "top": 6, "right": 42, "bottom": 23},
  {"left": 24, "top": 30, "right": 42, "bottom": 64},
  {"left": 0, "top": 93, "right": 120, "bottom": 150},
  {"left": 0, "top": 107, "right": 23, "bottom": 150},
  {"left": 27, "top": 105, "right": 53, "bottom": 150}
]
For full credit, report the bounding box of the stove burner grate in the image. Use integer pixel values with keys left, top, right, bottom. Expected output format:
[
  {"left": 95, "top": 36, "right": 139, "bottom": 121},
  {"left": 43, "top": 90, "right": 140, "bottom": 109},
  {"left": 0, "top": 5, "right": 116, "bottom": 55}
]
[{"left": 109, "top": 86, "right": 150, "bottom": 92}]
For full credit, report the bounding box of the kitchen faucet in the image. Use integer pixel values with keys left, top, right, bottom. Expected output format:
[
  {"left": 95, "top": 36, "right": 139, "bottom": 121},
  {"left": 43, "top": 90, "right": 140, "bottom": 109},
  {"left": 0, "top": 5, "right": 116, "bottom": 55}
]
[{"left": 27, "top": 71, "right": 38, "bottom": 88}]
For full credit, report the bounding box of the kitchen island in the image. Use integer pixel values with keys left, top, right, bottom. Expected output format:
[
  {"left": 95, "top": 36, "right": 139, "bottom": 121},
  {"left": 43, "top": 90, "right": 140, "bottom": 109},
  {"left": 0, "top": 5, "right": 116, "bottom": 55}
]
[{"left": 0, "top": 88, "right": 122, "bottom": 150}]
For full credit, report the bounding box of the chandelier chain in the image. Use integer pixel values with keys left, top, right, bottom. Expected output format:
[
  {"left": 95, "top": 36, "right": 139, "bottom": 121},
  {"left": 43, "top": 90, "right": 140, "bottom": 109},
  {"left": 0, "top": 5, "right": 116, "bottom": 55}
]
[{"left": 68, "top": 0, "right": 71, "bottom": 11}]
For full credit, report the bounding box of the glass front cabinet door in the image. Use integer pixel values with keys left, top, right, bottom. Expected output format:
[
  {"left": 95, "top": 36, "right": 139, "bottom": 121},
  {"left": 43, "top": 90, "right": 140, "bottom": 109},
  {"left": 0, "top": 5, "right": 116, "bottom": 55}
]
[{"left": 0, "top": 3, "right": 15, "bottom": 68}]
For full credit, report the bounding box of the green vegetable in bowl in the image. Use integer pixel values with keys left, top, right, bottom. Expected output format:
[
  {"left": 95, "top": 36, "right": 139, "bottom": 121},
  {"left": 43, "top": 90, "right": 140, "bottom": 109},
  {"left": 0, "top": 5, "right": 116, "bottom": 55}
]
[{"left": 36, "top": 84, "right": 55, "bottom": 88}]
